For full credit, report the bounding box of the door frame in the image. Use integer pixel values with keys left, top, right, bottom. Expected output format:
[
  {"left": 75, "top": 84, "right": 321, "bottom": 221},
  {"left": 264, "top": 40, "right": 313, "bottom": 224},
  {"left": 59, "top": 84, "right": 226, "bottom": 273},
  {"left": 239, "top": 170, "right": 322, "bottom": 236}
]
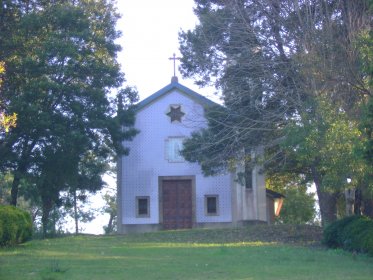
[{"left": 158, "top": 176, "right": 196, "bottom": 228}]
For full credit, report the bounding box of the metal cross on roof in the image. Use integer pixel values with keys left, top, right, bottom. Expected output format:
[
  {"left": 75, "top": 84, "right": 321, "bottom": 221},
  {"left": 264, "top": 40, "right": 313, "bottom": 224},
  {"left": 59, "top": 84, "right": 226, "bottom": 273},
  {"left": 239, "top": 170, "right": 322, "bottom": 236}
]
[{"left": 168, "top": 53, "right": 181, "bottom": 77}]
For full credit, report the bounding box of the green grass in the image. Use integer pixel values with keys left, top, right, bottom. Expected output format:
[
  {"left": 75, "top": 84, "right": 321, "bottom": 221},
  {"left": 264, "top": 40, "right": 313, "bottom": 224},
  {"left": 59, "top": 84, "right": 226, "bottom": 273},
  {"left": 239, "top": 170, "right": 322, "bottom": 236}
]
[{"left": 0, "top": 225, "right": 373, "bottom": 280}]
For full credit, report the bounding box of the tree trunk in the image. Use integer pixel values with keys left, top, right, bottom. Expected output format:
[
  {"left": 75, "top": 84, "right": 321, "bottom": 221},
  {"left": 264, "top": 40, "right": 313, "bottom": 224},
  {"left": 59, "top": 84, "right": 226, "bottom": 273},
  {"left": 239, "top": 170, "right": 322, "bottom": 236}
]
[
  {"left": 41, "top": 195, "right": 53, "bottom": 238},
  {"left": 74, "top": 190, "right": 79, "bottom": 235},
  {"left": 344, "top": 188, "right": 355, "bottom": 216},
  {"left": 10, "top": 140, "right": 36, "bottom": 206},
  {"left": 311, "top": 165, "right": 338, "bottom": 226},
  {"left": 354, "top": 187, "right": 362, "bottom": 215},
  {"left": 106, "top": 214, "right": 114, "bottom": 234},
  {"left": 362, "top": 198, "right": 373, "bottom": 218},
  {"left": 10, "top": 173, "right": 21, "bottom": 206},
  {"left": 317, "top": 189, "right": 338, "bottom": 226}
]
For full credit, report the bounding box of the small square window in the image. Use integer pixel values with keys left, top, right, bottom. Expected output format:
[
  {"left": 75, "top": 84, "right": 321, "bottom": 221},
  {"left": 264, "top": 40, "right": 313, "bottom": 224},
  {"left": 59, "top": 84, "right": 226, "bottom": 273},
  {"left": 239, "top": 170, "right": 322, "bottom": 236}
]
[
  {"left": 205, "top": 195, "right": 219, "bottom": 216},
  {"left": 136, "top": 196, "right": 150, "bottom": 217}
]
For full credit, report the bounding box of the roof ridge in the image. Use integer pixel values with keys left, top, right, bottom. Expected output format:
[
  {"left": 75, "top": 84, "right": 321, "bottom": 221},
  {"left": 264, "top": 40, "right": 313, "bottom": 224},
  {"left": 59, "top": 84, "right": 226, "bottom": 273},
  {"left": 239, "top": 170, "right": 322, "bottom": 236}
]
[{"left": 135, "top": 81, "right": 218, "bottom": 112}]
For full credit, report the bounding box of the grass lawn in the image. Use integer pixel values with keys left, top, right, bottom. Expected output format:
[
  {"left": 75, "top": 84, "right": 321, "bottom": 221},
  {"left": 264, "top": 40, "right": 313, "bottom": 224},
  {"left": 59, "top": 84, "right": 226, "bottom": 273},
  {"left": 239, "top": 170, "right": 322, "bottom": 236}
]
[{"left": 0, "top": 225, "right": 372, "bottom": 280}]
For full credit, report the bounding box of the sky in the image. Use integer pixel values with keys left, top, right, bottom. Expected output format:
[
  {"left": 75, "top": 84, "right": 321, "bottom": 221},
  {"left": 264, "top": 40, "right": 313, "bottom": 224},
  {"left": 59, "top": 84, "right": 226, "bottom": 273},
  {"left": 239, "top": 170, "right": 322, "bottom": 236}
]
[
  {"left": 81, "top": 0, "right": 216, "bottom": 234},
  {"left": 116, "top": 0, "right": 217, "bottom": 101}
]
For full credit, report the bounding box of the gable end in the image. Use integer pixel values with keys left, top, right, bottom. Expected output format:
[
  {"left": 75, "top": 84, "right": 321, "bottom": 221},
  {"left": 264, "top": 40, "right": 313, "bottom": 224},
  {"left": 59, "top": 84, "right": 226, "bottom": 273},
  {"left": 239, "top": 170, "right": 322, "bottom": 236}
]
[{"left": 135, "top": 81, "right": 218, "bottom": 112}]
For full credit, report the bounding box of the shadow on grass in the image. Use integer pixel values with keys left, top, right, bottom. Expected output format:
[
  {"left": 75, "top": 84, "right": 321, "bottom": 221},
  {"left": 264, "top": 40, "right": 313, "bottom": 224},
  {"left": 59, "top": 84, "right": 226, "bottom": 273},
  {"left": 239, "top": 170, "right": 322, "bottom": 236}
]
[{"left": 113, "top": 224, "right": 323, "bottom": 246}]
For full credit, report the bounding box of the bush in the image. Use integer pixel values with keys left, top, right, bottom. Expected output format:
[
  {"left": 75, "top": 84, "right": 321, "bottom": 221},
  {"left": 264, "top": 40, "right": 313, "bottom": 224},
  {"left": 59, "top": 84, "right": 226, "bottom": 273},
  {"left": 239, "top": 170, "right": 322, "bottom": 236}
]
[
  {"left": 341, "top": 216, "right": 373, "bottom": 254},
  {"left": 323, "top": 215, "right": 360, "bottom": 248},
  {"left": 323, "top": 215, "right": 373, "bottom": 256},
  {"left": 0, "top": 205, "right": 32, "bottom": 246}
]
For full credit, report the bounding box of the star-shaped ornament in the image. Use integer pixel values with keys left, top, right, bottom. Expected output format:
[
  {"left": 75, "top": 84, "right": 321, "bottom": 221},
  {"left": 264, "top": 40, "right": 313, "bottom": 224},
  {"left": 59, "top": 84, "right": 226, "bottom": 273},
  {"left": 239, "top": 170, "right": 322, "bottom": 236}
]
[{"left": 167, "top": 105, "right": 185, "bottom": 122}]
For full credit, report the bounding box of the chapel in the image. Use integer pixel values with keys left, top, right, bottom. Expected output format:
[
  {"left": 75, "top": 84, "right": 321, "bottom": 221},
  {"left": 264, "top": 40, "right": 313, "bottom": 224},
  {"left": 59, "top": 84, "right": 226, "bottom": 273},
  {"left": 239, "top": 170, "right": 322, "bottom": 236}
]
[{"left": 117, "top": 75, "right": 283, "bottom": 233}]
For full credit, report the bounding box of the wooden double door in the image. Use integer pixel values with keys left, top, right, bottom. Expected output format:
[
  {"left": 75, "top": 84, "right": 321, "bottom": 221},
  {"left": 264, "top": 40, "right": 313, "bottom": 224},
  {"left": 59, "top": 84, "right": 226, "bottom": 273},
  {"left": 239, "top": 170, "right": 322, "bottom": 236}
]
[{"left": 161, "top": 179, "right": 193, "bottom": 230}]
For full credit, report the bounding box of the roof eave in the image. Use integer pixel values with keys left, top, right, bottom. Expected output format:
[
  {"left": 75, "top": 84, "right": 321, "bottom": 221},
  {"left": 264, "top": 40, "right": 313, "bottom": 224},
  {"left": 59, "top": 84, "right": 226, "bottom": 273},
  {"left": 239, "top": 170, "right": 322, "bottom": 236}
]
[{"left": 134, "top": 81, "right": 219, "bottom": 112}]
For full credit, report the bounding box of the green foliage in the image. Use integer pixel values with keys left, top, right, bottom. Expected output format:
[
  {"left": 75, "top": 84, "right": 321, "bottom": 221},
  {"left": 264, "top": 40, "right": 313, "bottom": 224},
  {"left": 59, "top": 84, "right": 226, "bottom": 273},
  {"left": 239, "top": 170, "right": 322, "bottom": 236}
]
[
  {"left": 357, "top": 4, "right": 373, "bottom": 167},
  {"left": 102, "top": 191, "right": 117, "bottom": 234},
  {"left": 341, "top": 216, "right": 373, "bottom": 255},
  {"left": 0, "top": 172, "right": 13, "bottom": 204},
  {"left": 267, "top": 173, "right": 316, "bottom": 225},
  {"left": 280, "top": 96, "right": 370, "bottom": 224},
  {"left": 179, "top": 1, "right": 372, "bottom": 226},
  {"left": 179, "top": 1, "right": 300, "bottom": 168},
  {"left": 323, "top": 215, "right": 373, "bottom": 255},
  {"left": 283, "top": 97, "right": 361, "bottom": 190},
  {"left": 0, "top": 205, "right": 32, "bottom": 246},
  {"left": 359, "top": 88, "right": 373, "bottom": 168},
  {"left": 353, "top": 1, "right": 373, "bottom": 219},
  {"left": 181, "top": 105, "right": 236, "bottom": 176},
  {"left": 0, "top": 0, "right": 138, "bottom": 234},
  {"left": 277, "top": 187, "right": 316, "bottom": 225},
  {"left": 323, "top": 215, "right": 360, "bottom": 248},
  {"left": 0, "top": 62, "right": 17, "bottom": 133}
]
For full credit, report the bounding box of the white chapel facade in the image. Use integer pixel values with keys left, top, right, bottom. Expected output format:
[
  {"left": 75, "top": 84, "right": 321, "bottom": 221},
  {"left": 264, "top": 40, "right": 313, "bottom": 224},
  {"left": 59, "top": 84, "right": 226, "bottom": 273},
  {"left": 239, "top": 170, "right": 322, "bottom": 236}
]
[{"left": 117, "top": 77, "right": 282, "bottom": 233}]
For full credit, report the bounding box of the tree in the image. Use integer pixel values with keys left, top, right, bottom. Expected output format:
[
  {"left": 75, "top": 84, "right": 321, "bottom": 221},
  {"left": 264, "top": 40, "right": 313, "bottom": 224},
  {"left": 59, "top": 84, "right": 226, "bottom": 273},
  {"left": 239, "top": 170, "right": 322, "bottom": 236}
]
[
  {"left": 0, "top": 1, "right": 138, "bottom": 234},
  {"left": 278, "top": 188, "right": 316, "bottom": 225},
  {"left": 62, "top": 190, "right": 97, "bottom": 235},
  {"left": 180, "top": 0, "right": 302, "bottom": 163},
  {"left": 66, "top": 150, "right": 112, "bottom": 235},
  {"left": 0, "top": 112, "right": 16, "bottom": 133},
  {"left": 280, "top": 97, "right": 367, "bottom": 224},
  {"left": 359, "top": 0, "right": 373, "bottom": 166},
  {"left": 356, "top": 0, "right": 373, "bottom": 216},
  {"left": 267, "top": 173, "right": 316, "bottom": 225},
  {"left": 179, "top": 0, "right": 372, "bottom": 225},
  {"left": 0, "top": 62, "right": 17, "bottom": 133},
  {"left": 0, "top": 172, "right": 12, "bottom": 204},
  {"left": 362, "top": 99, "right": 373, "bottom": 165},
  {"left": 102, "top": 191, "right": 117, "bottom": 234}
]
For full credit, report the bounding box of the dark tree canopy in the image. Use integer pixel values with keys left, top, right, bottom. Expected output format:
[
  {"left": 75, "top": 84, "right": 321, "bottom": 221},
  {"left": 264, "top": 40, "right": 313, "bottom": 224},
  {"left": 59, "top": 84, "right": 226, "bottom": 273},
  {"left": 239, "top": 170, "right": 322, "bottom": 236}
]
[
  {"left": 179, "top": 0, "right": 373, "bottom": 225},
  {"left": 0, "top": 0, "right": 138, "bottom": 234}
]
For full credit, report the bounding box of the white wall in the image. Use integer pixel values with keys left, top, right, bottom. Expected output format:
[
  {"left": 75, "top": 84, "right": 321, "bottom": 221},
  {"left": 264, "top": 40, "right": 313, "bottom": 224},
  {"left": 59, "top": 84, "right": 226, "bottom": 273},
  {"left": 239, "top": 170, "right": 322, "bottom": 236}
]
[{"left": 121, "top": 88, "right": 232, "bottom": 225}]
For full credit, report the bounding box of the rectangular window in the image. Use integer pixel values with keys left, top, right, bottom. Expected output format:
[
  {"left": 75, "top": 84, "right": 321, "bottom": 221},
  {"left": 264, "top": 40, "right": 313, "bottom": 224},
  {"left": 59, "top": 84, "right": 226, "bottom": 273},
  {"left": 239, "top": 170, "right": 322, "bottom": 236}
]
[
  {"left": 136, "top": 196, "right": 150, "bottom": 217},
  {"left": 165, "top": 137, "right": 185, "bottom": 162},
  {"left": 205, "top": 195, "right": 219, "bottom": 216}
]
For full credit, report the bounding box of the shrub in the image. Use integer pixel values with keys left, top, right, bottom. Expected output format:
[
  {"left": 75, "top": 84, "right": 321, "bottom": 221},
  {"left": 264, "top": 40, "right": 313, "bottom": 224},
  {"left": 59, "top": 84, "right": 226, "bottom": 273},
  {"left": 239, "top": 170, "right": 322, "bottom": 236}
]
[
  {"left": 323, "top": 215, "right": 373, "bottom": 256},
  {"left": 0, "top": 205, "right": 32, "bottom": 246},
  {"left": 341, "top": 216, "right": 373, "bottom": 254},
  {"left": 323, "top": 215, "right": 360, "bottom": 248}
]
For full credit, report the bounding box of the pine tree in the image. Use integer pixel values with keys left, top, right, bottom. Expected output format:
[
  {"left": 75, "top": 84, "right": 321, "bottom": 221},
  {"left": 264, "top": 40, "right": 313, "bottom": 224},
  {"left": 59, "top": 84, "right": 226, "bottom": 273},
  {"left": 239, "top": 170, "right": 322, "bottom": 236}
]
[{"left": 179, "top": 0, "right": 372, "bottom": 225}]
